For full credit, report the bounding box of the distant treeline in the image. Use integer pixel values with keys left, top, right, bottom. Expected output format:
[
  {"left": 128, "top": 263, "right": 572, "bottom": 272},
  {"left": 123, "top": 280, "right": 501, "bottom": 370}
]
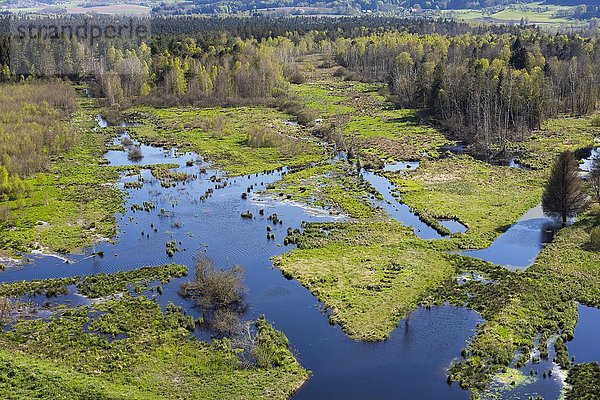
[
  {"left": 0, "top": 17, "right": 598, "bottom": 160},
  {"left": 335, "top": 30, "right": 600, "bottom": 158},
  {"left": 150, "top": 0, "right": 569, "bottom": 13}
]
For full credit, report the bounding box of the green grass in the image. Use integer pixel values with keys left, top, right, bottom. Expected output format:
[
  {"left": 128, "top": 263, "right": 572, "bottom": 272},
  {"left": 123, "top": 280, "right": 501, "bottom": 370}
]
[
  {"left": 389, "top": 155, "right": 545, "bottom": 248},
  {"left": 566, "top": 362, "right": 600, "bottom": 400},
  {"left": 290, "top": 83, "right": 354, "bottom": 118},
  {"left": 443, "top": 2, "right": 578, "bottom": 26},
  {"left": 429, "top": 209, "right": 600, "bottom": 394},
  {"left": 344, "top": 109, "right": 448, "bottom": 161},
  {"left": 126, "top": 105, "right": 327, "bottom": 176},
  {"left": 0, "top": 96, "right": 123, "bottom": 257},
  {"left": 0, "top": 264, "right": 187, "bottom": 298},
  {"left": 0, "top": 295, "right": 307, "bottom": 399},
  {"left": 0, "top": 265, "right": 308, "bottom": 399},
  {"left": 274, "top": 221, "right": 455, "bottom": 340},
  {"left": 289, "top": 70, "right": 451, "bottom": 164},
  {"left": 512, "top": 116, "right": 598, "bottom": 170},
  {"left": 264, "top": 162, "right": 381, "bottom": 218}
]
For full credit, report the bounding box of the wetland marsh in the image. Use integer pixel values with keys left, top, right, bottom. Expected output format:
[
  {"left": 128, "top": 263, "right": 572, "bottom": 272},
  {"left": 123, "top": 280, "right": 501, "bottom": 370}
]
[{"left": 1, "top": 19, "right": 600, "bottom": 400}]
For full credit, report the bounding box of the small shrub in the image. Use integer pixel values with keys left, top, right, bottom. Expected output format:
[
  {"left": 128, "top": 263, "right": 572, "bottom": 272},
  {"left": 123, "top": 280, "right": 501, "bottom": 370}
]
[
  {"left": 121, "top": 136, "right": 134, "bottom": 146},
  {"left": 591, "top": 114, "right": 600, "bottom": 127},
  {"left": 247, "top": 125, "right": 277, "bottom": 148},
  {"left": 180, "top": 255, "right": 245, "bottom": 309},
  {"left": 127, "top": 146, "right": 143, "bottom": 161},
  {"left": 288, "top": 71, "right": 305, "bottom": 84}
]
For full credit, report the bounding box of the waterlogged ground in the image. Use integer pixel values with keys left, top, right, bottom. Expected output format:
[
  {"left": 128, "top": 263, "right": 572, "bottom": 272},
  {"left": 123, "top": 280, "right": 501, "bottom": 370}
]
[
  {"left": 4, "top": 107, "right": 600, "bottom": 399},
  {"left": 0, "top": 117, "right": 484, "bottom": 399}
]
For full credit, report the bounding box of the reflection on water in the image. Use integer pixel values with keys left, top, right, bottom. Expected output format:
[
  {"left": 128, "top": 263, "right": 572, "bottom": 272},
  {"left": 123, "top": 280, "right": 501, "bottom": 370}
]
[
  {"left": 439, "top": 219, "right": 468, "bottom": 234},
  {"left": 2, "top": 117, "right": 482, "bottom": 400},
  {"left": 568, "top": 304, "right": 600, "bottom": 364},
  {"left": 580, "top": 147, "right": 599, "bottom": 172},
  {"left": 383, "top": 160, "right": 420, "bottom": 172},
  {"left": 462, "top": 204, "right": 560, "bottom": 269},
  {"left": 483, "top": 334, "right": 566, "bottom": 400}
]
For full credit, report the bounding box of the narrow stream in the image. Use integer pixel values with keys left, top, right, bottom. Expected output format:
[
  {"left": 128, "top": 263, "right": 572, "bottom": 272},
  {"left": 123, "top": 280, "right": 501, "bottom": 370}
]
[
  {"left": 6, "top": 116, "right": 598, "bottom": 399},
  {"left": 3, "top": 117, "right": 481, "bottom": 400}
]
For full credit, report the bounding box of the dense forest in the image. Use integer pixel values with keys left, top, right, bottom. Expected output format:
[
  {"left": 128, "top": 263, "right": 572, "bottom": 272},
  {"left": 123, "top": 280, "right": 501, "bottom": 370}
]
[
  {"left": 335, "top": 30, "right": 600, "bottom": 158},
  {"left": 3, "top": 15, "right": 598, "bottom": 159}
]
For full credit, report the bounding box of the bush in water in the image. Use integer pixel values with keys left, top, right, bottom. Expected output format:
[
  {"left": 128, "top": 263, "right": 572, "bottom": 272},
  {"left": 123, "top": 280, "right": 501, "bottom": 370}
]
[
  {"left": 180, "top": 255, "right": 245, "bottom": 310},
  {"left": 127, "top": 146, "right": 143, "bottom": 161}
]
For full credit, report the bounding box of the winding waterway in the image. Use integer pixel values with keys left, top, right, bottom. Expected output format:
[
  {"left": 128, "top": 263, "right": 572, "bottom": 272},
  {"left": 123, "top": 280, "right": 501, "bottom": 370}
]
[{"left": 5, "top": 116, "right": 599, "bottom": 399}]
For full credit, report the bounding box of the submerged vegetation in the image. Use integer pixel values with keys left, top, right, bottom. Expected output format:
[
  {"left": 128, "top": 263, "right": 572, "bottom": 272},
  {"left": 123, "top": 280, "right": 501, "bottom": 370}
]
[
  {"left": 0, "top": 14, "right": 599, "bottom": 400},
  {"left": 0, "top": 265, "right": 308, "bottom": 399}
]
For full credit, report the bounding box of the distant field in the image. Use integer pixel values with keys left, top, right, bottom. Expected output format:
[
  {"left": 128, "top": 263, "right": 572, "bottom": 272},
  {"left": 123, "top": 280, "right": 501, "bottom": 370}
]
[
  {"left": 441, "top": 2, "right": 579, "bottom": 26},
  {"left": 66, "top": 4, "right": 151, "bottom": 15},
  {"left": 0, "top": 1, "right": 151, "bottom": 15}
]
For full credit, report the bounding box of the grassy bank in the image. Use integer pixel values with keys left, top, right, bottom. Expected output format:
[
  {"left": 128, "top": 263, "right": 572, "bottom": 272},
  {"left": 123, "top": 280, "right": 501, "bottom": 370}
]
[
  {"left": 290, "top": 55, "right": 452, "bottom": 164},
  {"left": 125, "top": 105, "right": 327, "bottom": 176},
  {"left": 513, "top": 116, "right": 598, "bottom": 170},
  {"left": 0, "top": 92, "right": 123, "bottom": 258},
  {"left": 428, "top": 210, "right": 600, "bottom": 395},
  {"left": 275, "top": 221, "right": 455, "bottom": 340},
  {"left": 0, "top": 265, "right": 308, "bottom": 399}
]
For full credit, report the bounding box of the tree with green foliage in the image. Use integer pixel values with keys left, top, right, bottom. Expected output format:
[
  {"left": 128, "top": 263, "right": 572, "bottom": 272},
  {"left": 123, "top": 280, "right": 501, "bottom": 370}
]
[{"left": 542, "top": 151, "right": 588, "bottom": 226}]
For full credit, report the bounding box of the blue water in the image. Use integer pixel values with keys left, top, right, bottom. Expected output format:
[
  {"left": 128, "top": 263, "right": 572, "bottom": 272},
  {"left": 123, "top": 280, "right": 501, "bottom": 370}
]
[
  {"left": 463, "top": 204, "right": 560, "bottom": 270},
  {"left": 439, "top": 219, "right": 468, "bottom": 234},
  {"left": 361, "top": 169, "right": 442, "bottom": 239},
  {"left": 568, "top": 304, "right": 600, "bottom": 364},
  {"left": 0, "top": 117, "right": 484, "bottom": 399}
]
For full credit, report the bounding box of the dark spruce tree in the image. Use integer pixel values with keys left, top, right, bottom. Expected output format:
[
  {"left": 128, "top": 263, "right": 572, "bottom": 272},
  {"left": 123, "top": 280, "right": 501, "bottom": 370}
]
[
  {"left": 590, "top": 158, "right": 600, "bottom": 203},
  {"left": 542, "top": 151, "right": 588, "bottom": 226}
]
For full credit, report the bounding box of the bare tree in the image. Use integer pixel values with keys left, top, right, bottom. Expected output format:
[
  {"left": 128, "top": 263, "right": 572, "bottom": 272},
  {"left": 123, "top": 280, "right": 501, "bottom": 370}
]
[{"left": 542, "top": 151, "right": 588, "bottom": 226}]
